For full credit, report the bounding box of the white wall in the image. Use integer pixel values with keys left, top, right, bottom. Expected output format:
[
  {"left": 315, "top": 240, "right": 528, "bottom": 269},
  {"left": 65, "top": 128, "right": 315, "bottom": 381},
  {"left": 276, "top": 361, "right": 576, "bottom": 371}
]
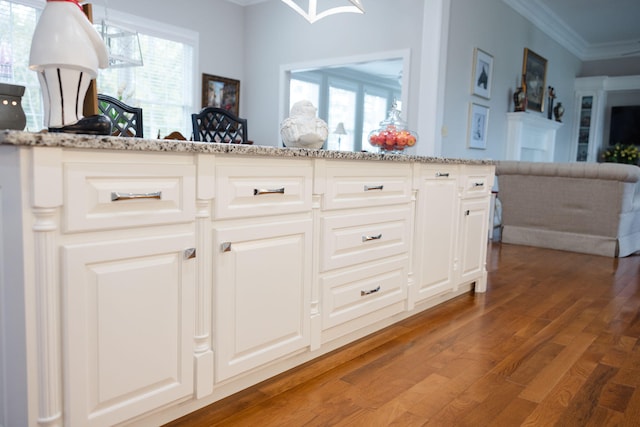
[{"left": 441, "top": 0, "right": 582, "bottom": 162}]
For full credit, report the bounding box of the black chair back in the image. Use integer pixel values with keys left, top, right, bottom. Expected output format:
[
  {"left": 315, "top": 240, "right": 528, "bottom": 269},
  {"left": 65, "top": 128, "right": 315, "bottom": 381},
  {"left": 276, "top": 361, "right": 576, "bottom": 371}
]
[
  {"left": 97, "top": 94, "right": 144, "bottom": 138},
  {"left": 192, "top": 107, "right": 247, "bottom": 143}
]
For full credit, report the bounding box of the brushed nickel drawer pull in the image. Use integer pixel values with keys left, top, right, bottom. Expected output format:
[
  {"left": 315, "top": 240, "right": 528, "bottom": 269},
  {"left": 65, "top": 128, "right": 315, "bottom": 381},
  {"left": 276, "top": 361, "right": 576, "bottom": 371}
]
[
  {"left": 111, "top": 191, "right": 162, "bottom": 201},
  {"left": 361, "top": 286, "right": 381, "bottom": 296},
  {"left": 435, "top": 172, "right": 450, "bottom": 177},
  {"left": 362, "top": 234, "right": 382, "bottom": 242},
  {"left": 254, "top": 187, "right": 285, "bottom": 195},
  {"left": 364, "top": 185, "right": 384, "bottom": 191},
  {"left": 473, "top": 182, "right": 485, "bottom": 187},
  {"left": 184, "top": 248, "right": 196, "bottom": 260},
  {"left": 221, "top": 242, "right": 232, "bottom": 252}
]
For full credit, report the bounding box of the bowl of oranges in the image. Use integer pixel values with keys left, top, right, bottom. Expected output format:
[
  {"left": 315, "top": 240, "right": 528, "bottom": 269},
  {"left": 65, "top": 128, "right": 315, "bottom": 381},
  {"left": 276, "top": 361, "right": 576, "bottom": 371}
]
[{"left": 367, "top": 104, "right": 417, "bottom": 153}]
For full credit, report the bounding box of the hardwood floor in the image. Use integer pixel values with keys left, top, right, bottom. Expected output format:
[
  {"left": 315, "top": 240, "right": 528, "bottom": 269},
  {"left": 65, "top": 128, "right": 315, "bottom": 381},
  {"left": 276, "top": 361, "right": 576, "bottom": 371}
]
[{"left": 164, "top": 243, "right": 640, "bottom": 426}]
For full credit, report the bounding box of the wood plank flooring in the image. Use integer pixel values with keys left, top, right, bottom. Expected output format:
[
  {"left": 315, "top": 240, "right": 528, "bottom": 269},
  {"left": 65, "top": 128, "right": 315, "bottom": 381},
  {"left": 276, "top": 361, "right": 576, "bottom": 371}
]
[{"left": 164, "top": 243, "right": 640, "bottom": 426}]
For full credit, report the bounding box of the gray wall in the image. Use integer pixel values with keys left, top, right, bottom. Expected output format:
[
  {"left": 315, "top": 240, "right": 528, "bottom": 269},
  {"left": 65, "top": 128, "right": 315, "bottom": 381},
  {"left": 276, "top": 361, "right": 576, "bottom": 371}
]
[
  {"left": 242, "top": 0, "right": 424, "bottom": 146},
  {"left": 581, "top": 57, "right": 640, "bottom": 77},
  {"left": 441, "top": 0, "right": 582, "bottom": 162},
  {"left": 103, "top": 0, "right": 610, "bottom": 161}
]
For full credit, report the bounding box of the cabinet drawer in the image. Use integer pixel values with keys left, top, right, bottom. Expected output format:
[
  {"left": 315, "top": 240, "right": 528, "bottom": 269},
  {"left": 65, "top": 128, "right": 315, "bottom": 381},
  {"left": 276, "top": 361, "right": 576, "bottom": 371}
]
[
  {"left": 214, "top": 158, "right": 312, "bottom": 219},
  {"left": 321, "top": 206, "right": 411, "bottom": 272},
  {"left": 321, "top": 257, "right": 407, "bottom": 330},
  {"left": 420, "top": 164, "right": 459, "bottom": 181},
  {"left": 461, "top": 167, "right": 492, "bottom": 198},
  {"left": 321, "top": 161, "right": 412, "bottom": 210},
  {"left": 64, "top": 162, "right": 195, "bottom": 232}
]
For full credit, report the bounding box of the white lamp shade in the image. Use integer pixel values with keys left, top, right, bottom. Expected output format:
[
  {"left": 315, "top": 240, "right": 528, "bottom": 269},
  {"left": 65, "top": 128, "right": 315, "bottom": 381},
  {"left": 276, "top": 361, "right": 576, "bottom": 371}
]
[{"left": 333, "top": 122, "right": 347, "bottom": 135}]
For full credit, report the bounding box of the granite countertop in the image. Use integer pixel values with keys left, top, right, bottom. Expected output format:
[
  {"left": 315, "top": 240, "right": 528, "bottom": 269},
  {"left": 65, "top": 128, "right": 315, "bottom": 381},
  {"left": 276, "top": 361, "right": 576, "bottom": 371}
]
[{"left": 0, "top": 130, "right": 494, "bottom": 165}]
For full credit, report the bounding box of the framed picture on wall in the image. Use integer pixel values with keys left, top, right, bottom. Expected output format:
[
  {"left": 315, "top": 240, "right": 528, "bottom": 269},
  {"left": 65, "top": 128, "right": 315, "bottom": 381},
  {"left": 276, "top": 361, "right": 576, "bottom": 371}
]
[
  {"left": 202, "top": 74, "right": 240, "bottom": 116},
  {"left": 468, "top": 103, "right": 489, "bottom": 149},
  {"left": 471, "top": 48, "right": 493, "bottom": 99},
  {"left": 522, "top": 48, "right": 547, "bottom": 112}
]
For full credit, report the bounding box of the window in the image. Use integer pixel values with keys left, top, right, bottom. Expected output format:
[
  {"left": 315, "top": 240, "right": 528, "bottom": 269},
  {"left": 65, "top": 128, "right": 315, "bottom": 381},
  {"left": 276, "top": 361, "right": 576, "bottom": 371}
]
[
  {"left": 289, "top": 68, "right": 400, "bottom": 151},
  {"left": 327, "top": 83, "right": 356, "bottom": 151},
  {"left": 289, "top": 78, "right": 319, "bottom": 114},
  {"left": 0, "top": 1, "right": 197, "bottom": 137},
  {"left": 95, "top": 9, "right": 197, "bottom": 138},
  {"left": 0, "top": 0, "right": 42, "bottom": 131},
  {"left": 362, "top": 92, "right": 389, "bottom": 152}
]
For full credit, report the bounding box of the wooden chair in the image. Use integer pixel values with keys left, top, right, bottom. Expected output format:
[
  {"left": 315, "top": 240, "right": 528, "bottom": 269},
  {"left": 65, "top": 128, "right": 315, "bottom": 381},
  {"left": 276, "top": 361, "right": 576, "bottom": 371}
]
[
  {"left": 191, "top": 107, "right": 248, "bottom": 144},
  {"left": 97, "top": 94, "right": 144, "bottom": 138}
]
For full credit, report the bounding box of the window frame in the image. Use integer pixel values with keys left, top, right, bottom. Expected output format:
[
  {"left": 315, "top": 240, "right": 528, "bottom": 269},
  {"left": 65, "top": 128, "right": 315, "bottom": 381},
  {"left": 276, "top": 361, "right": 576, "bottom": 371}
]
[
  {"left": 0, "top": 0, "right": 199, "bottom": 136},
  {"left": 91, "top": 6, "right": 199, "bottom": 137}
]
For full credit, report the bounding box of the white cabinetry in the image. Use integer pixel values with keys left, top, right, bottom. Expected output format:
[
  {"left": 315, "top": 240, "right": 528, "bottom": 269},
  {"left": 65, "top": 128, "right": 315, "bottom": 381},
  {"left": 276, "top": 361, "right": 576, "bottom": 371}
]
[
  {"left": 64, "top": 235, "right": 195, "bottom": 426},
  {"left": 211, "top": 157, "right": 313, "bottom": 382},
  {"left": 62, "top": 152, "right": 197, "bottom": 427},
  {"left": 412, "top": 164, "right": 459, "bottom": 303},
  {"left": 571, "top": 77, "right": 607, "bottom": 162},
  {"left": 316, "top": 160, "right": 412, "bottom": 343},
  {"left": 413, "top": 164, "right": 493, "bottom": 302},
  {"left": 1, "top": 147, "right": 197, "bottom": 427},
  {"left": 0, "top": 139, "right": 495, "bottom": 427},
  {"left": 457, "top": 166, "right": 492, "bottom": 292}
]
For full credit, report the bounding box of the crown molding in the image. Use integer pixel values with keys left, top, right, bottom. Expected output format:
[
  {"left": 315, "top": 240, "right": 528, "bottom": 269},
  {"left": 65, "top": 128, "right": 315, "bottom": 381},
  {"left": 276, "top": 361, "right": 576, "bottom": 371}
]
[
  {"left": 502, "top": 0, "right": 588, "bottom": 59},
  {"left": 502, "top": 0, "right": 639, "bottom": 61}
]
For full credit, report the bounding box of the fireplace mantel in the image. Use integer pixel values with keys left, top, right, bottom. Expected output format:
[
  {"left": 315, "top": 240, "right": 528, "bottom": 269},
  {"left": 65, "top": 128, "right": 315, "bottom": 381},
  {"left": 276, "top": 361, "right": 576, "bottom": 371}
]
[{"left": 506, "top": 112, "right": 563, "bottom": 162}]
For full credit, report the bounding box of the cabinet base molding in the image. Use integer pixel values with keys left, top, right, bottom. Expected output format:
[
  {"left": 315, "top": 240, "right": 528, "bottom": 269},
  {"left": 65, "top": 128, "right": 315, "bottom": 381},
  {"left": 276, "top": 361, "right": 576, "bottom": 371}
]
[{"left": 194, "top": 351, "right": 214, "bottom": 399}]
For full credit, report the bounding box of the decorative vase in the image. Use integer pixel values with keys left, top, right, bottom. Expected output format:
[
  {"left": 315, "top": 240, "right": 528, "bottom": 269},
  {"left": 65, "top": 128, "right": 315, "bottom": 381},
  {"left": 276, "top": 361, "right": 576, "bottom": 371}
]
[
  {"left": 553, "top": 102, "right": 565, "bottom": 122},
  {"left": 513, "top": 85, "right": 526, "bottom": 112},
  {"left": 0, "top": 83, "right": 27, "bottom": 131}
]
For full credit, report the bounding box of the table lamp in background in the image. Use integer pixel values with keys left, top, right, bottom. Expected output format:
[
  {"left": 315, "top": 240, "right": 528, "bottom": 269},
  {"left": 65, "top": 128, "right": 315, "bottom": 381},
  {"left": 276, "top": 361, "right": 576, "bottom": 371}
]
[{"left": 333, "top": 122, "right": 347, "bottom": 150}]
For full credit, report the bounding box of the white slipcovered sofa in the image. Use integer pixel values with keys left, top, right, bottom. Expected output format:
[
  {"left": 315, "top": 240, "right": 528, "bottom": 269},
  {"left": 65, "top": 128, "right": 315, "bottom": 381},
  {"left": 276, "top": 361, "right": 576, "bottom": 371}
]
[{"left": 495, "top": 161, "right": 640, "bottom": 257}]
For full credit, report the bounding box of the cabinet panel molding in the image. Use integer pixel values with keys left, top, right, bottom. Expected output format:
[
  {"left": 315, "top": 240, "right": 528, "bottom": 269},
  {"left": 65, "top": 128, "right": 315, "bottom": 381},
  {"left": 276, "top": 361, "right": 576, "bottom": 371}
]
[
  {"left": 63, "top": 234, "right": 195, "bottom": 426},
  {"left": 320, "top": 206, "right": 411, "bottom": 272},
  {"left": 64, "top": 162, "right": 196, "bottom": 232},
  {"left": 213, "top": 218, "right": 312, "bottom": 382}
]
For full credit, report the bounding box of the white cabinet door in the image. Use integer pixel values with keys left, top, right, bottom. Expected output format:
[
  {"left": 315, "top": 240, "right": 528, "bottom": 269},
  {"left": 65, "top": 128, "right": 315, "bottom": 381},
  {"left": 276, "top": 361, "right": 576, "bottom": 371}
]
[
  {"left": 63, "top": 233, "right": 196, "bottom": 427},
  {"left": 415, "top": 167, "right": 458, "bottom": 301},
  {"left": 458, "top": 198, "right": 489, "bottom": 289},
  {"left": 213, "top": 217, "right": 312, "bottom": 382}
]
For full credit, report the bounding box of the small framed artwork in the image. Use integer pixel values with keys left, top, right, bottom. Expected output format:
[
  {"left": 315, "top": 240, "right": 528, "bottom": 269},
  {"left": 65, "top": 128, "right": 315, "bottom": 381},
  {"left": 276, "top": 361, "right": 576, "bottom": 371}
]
[
  {"left": 202, "top": 73, "right": 240, "bottom": 116},
  {"left": 522, "top": 48, "right": 547, "bottom": 112},
  {"left": 468, "top": 103, "right": 489, "bottom": 149},
  {"left": 471, "top": 48, "right": 493, "bottom": 99}
]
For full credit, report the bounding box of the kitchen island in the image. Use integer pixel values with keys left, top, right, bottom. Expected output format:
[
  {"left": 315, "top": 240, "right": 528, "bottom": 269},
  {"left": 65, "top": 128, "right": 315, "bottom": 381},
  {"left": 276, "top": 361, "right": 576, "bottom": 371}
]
[{"left": 0, "top": 130, "right": 494, "bottom": 426}]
